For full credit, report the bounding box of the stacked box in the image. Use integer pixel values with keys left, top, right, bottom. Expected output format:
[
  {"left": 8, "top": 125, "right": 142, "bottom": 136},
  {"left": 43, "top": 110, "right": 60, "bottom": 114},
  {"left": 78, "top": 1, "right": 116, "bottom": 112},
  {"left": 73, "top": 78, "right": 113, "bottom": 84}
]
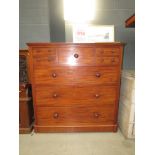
[{"left": 118, "top": 70, "right": 135, "bottom": 139}]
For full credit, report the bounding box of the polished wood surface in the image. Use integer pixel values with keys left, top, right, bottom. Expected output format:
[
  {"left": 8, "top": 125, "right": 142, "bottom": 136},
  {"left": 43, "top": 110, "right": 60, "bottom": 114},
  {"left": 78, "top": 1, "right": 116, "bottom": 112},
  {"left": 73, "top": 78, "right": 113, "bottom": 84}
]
[
  {"left": 28, "top": 43, "right": 124, "bottom": 132},
  {"left": 58, "top": 47, "right": 95, "bottom": 65},
  {"left": 33, "top": 66, "right": 119, "bottom": 85},
  {"left": 35, "top": 85, "right": 117, "bottom": 106},
  {"left": 35, "top": 125, "right": 117, "bottom": 132},
  {"left": 19, "top": 50, "right": 34, "bottom": 133},
  {"left": 19, "top": 83, "right": 34, "bottom": 134},
  {"left": 36, "top": 105, "right": 115, "bottom": 125}
]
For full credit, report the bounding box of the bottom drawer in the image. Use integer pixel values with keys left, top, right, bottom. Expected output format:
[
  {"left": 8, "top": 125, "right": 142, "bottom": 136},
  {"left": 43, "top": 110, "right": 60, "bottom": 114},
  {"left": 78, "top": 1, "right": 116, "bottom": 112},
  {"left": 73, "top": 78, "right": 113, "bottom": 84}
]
[{"left": 36, "top": 105, "right": 115, "bottom": 126}]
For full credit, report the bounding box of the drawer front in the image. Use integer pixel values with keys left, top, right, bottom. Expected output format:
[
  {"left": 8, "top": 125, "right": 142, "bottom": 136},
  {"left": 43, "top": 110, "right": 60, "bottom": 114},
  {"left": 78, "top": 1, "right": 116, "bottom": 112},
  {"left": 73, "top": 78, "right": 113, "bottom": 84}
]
[
  {"left": 96, "top": 48, "right": 120, "bottom": 56},
  {"left": 96, "top": 56, "right": 120, "bottom": 65},
  {"left": 36, "top": 105, "right": 115, "bottom": 125},
  {"left": 58, "top": 47, "right": 95, "bottom": 66},
  {"left": 35, "top": 85, "right": 117, "bottom": 106},
  {"left": 32, "top": 48, "right": 57, "bottom": 56},
  {"left": 34, "top": 67, "right": 119, "bottom": 85},
  {"left": 32, "top": 48, "right": 57, "bottom": 69}
]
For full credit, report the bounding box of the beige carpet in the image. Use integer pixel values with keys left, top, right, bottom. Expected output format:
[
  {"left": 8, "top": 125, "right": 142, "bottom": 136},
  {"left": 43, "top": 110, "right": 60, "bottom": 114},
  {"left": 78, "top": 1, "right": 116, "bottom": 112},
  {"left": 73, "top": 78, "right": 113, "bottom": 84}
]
[{"left": 19, "top": 130, "right": 134, "bottom": 155}]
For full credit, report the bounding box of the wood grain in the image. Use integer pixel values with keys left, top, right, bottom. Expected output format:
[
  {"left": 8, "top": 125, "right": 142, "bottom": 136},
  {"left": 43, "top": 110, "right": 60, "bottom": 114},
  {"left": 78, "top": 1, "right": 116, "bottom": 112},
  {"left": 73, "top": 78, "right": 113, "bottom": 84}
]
[
  {"left": 35, "top": 85, "right": 117, "bottom": 106},
  {"left": 27, "top": 43, "right": 124, "bottom": 132},
  {"left": 33, "top": 66, "right": 119, "bottom": 85},
  {"left": 36, "top": 105, "right": 115, "bottom": 125}
]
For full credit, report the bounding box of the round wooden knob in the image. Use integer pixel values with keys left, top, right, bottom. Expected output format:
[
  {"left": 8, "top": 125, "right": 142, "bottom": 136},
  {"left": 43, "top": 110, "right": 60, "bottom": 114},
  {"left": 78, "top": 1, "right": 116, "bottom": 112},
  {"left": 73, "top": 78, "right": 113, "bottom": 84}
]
[
  {"left": 94, "top": 112, "right": 100, "bottom": 118},
  {"left": 53, "top": 112, "right": 59, "bottom": 119},
  {"left": 53, "top": 93, "right": 58, "bottom": 98},
  {"left": 95, "top": 94, "right": 100, "bottom": 98},
  {"left": 52, "top": 73, "right": 57, "bottom": 78},
  {"left": 74, "top": 53, "right": 79, "bottom": 58},
  {"left": 96, "top": 73, "right": 101, "bottom": 77}
]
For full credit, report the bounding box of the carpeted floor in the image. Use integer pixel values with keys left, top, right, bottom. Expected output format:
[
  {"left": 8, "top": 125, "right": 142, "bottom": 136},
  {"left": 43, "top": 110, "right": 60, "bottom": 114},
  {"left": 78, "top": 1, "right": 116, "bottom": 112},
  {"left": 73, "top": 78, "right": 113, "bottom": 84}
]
[{"left": 19, "top": 129, "right": 134, "bottom": 155}]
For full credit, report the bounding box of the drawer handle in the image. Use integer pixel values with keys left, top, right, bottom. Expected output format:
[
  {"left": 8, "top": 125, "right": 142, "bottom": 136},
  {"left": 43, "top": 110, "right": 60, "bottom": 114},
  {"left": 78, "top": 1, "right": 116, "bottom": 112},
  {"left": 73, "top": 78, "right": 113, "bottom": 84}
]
[
  {"left": 93, "top": 112, "right": 100, "bottom": 118},
  {"left": 96, "top": 73, "right": 101, "bottom": 77},
  {"left": 53, "top": 93, "right": 58, "bottom": 98},
  {"left": 52, "top": 73, "right": 57, "bottom": 78},
  {"left": 95, "top": 94, "right": 100, "bottom": 98},
  {"left": 53, "top": 112, "right": 59, "bottom": 119},
  {"left": 74, "top": 53, "right": 79, "bottom": 58}
]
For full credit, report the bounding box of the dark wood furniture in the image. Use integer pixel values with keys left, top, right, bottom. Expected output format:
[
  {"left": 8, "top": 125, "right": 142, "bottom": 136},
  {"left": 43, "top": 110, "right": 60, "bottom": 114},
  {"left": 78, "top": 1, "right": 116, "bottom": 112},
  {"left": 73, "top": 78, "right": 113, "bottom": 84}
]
[
  {"left": 125, "top": 14, "right": 135, "bottom": 28},
  {"left": 19, "top": 50, "right": 34, "bottom": 133},
  {"left": 27, "top": 43, "right": 124, "bottom": 132}
]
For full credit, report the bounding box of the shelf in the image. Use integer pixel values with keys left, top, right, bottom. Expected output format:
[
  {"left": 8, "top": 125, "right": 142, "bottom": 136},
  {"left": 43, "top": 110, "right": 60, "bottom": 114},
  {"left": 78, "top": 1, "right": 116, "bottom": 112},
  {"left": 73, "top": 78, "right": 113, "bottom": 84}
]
[{"left": 125, "top": 14, "right": 135, "bottom": 28}]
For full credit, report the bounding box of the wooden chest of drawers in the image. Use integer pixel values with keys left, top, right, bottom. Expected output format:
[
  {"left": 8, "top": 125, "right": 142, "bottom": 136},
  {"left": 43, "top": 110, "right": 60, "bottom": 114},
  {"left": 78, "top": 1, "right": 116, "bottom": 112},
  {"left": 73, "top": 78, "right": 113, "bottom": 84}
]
[{"left": 27, "top": 43, "right": 124, "bottom": 132}]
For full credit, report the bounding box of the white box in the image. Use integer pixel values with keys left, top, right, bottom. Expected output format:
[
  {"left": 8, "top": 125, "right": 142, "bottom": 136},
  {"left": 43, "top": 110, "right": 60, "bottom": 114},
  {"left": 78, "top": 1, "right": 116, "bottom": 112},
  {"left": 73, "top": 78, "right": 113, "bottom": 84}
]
[{"left": 73, "top": 24, "right": 114, "bottom": 43}]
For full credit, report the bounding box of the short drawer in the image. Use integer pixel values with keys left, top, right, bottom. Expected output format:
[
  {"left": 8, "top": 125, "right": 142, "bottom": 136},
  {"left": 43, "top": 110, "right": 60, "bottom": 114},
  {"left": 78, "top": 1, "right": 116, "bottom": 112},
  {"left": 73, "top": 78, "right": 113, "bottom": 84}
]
[
  {"left": 32, "top": 48, "right": 57, "bottom": 68},
  {"left": 32, "top": 48, "right": 57, "bottom": 56},
  {"left": 58, "top": 47, "right": 95, "bottom": 66},
  {"left": 96, "top": 56, "right": 120, "bottom": 65},
  {"left": 35, "top": 85, "right": 117, "bottom": 106},
  {"left": 36, "top": 105, "right": 115, "bottom": 126},
  {"left": 34, "top": 66, "right": 119, "bottom": 85},
  {"left": 96, "top": 48, "right": 120, "bottom": 56}
]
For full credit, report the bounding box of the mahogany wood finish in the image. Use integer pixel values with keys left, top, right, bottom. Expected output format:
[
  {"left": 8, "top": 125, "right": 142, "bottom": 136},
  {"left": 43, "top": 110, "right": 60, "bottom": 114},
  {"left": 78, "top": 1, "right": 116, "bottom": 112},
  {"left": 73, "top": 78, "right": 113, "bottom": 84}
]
[
  {"left": 27, "top": 43, "right": 124, "bottom": 133},
  {"left": 36, "top": 105, "right": 115, "bottom": 125},
  {"left": 35, "top": 85, "right": 117, "bottom": 106},
  {"left": 19, "top": 50, "right": 34, "bottom": 133},
  {"left": 19, "top": 83, "right": 34, "bottom": 133},
  {"left": 34, "top": 67, "right": 119, "bottom": 85}
]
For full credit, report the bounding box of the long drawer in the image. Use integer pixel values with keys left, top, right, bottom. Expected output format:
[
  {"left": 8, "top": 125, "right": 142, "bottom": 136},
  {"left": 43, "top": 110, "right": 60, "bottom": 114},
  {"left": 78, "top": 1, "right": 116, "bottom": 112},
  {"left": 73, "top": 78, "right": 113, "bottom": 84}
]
[
  {"left": 34, "top": 66, "right": 119, "bottom": 85},
  {"left": 36, "top": 105, "right": 115, "bottom": 126},
  {"left": 35, "top": 85, "right": 117, "bottom": 106}
]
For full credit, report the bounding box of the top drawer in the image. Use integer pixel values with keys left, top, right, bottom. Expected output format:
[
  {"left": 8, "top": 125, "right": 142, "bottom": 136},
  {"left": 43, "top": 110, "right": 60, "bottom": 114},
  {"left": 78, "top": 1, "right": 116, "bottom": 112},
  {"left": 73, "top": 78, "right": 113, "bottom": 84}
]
[
  {"left": 31, "top": 47, "right": 121, "bottom": 68},
  {"left": 95, "top": 48, "right": 120, "bottom": 56},
  {"left": 58, "top": 47, "right": 95, "bottom": 66},
  {"left": 32, "top": 48, "right": 57, "bottom": 57},
  {"left": 32, "top": 48, "right": 57, "bottom": 68}
]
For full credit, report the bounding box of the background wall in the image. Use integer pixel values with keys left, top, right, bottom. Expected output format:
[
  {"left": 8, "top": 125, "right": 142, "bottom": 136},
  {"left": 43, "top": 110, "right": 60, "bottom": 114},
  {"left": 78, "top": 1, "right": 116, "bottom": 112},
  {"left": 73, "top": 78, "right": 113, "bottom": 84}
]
[
  {"left": 19, "top": 0, "right": 135, "bottom": 69},
  {"left": 19, "top": 0, "right": 50, "bottom": 49},
  {"left": 48, "top": 0, "right": 65, "bottom": 42}
]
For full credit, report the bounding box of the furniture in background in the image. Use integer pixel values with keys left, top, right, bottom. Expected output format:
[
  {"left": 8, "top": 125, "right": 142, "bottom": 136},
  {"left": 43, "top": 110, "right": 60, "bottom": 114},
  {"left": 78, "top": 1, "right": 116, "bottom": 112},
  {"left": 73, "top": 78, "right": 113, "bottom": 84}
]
[
  {"left": 118, "top": 70, "right": 135, "bottom": 138},
  {"left": 28, "top": 42, "right": 125, "bottom": 133},
  {"left": 19, "top": 50, "right": 34, "bottom": 134},
  {"left": 125, "top": 14, "right": 135, "bottom": 28}
]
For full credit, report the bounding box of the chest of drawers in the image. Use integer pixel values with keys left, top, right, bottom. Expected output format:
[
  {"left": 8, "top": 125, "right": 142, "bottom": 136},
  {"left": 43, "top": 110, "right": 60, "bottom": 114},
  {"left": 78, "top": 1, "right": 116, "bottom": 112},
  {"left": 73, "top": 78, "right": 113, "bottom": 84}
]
[{"left": 27, "top": 43, "right": 124, "bottom": 132}]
